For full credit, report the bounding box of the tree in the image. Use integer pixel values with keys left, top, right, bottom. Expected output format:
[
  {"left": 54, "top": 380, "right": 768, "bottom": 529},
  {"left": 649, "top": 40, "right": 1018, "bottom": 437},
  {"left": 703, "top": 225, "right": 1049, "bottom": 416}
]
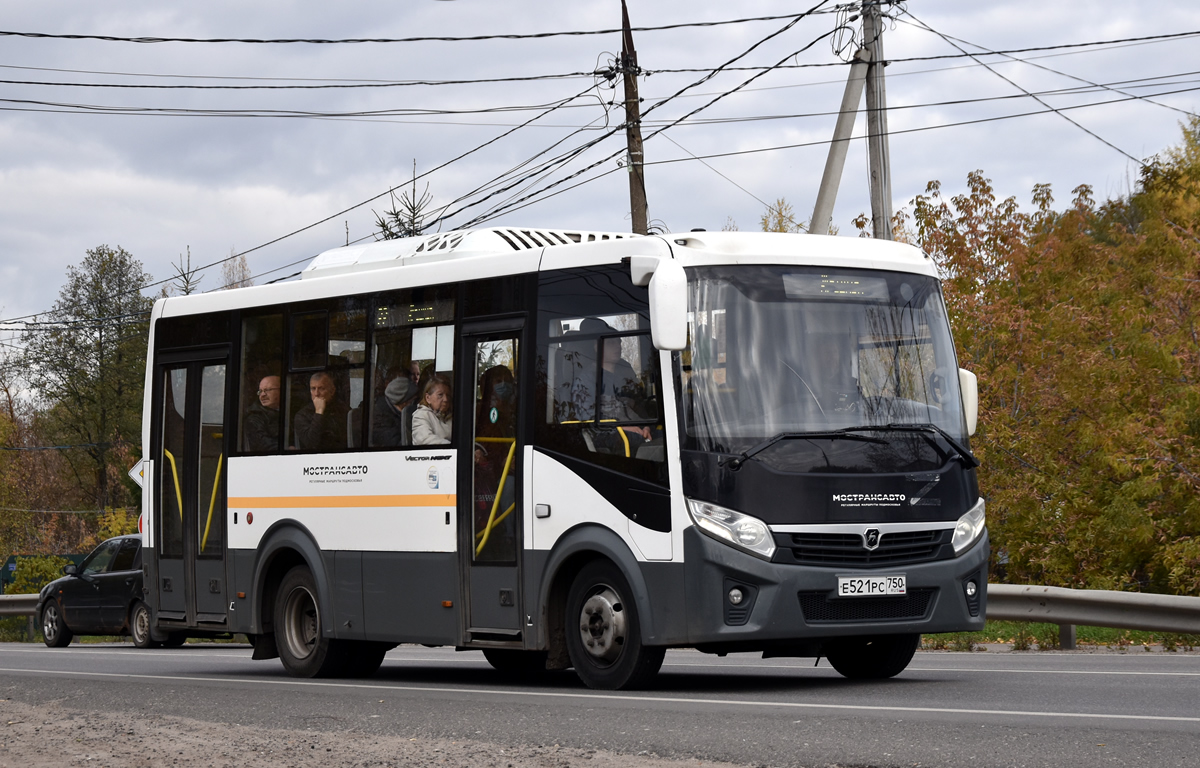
[
  {"left": 905, "top": 119, "right": 1200, "bottom": 595},
  {"left": 220, "top": 248, "right": 253, "bottom": 290},
  {"left": 760, "top": 198, "right": 805, "bottom": 234},
  {"left": 375, "top": 161, "right": 433, "bottom": 240},
  {"left": 21, "top": 245, "right": 153, "bottom": 514}
]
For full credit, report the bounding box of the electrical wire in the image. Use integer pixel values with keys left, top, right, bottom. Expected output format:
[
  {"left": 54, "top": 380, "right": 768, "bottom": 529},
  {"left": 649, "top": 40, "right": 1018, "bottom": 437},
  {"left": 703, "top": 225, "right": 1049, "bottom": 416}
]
[
  {"left": 901, "top": 9, "right": 1145, "bottom": 166},
  {"left": 0, "top": 11, "right": 849, "bottom": 46}
]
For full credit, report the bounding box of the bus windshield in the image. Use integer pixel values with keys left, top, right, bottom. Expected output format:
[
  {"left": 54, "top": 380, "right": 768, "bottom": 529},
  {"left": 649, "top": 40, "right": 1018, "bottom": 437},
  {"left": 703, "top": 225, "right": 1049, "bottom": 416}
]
[{"left": 681, "top": 265, "right": 966, "bottom": 471}]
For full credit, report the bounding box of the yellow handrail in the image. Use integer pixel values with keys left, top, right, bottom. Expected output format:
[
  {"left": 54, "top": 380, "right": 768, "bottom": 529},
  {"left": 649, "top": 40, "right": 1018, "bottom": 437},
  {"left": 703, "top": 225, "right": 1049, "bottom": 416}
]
[
  {"left": 163, "top": 449, "right": 184, "bottom": 521},
  {"left": 200, "top": 454, "right": 223, "bottom": 553},
  {"left": 475, "top": 503, "right": 515, "bottom": 541},
  {"left": 475, "top": 440, "right": 517, "bottom": 557}
]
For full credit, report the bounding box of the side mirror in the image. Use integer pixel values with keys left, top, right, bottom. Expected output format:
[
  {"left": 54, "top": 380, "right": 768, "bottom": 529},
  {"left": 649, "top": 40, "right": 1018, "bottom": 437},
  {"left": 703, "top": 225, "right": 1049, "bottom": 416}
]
[
  {"left": 958, "top": 368, "right": 978, "bottom": 437},
  {"left": 630, "top": 255, "right": 688, "bottom": 351},
  {"left": 63, "top": 564, "right": 78, "bottom": 576}
]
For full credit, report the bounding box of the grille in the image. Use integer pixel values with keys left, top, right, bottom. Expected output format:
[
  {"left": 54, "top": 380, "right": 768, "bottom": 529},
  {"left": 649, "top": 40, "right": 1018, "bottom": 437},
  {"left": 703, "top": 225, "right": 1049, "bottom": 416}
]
[
  {"left": 787, "top": 529, "right": 948, "bottom": 567},
  {"left": 798, "top": 588, "right": 936, "bottom": 623}
]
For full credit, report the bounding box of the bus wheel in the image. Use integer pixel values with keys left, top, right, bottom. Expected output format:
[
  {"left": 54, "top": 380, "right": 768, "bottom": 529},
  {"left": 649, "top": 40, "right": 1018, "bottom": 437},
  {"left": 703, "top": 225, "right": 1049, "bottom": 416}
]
[
  {"left": 131, "top": 601, "right": 156, "bottom": 649},
  {"left": 275, "top": 565, "right": 343, "bottom": 678},
  {"left": 41, "top": 602, "right": 73, "bottom": 648},
  {"left": 825, "top": 633, "right": 921, "bottom": 679},
  {"left": 483, "top": 648, "right": 549, "bottom": 676},
  {"left": 565, "top": 560, "right": 664, "bottom": 690}
]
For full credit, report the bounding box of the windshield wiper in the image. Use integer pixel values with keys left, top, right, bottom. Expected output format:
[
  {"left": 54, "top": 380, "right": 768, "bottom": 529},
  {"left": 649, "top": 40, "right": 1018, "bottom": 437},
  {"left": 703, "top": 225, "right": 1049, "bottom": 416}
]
[
  {"left": 721, "top": 430, "right": 888, "bottom": 470},
  {"left": 842, "top": 423, "right": 980, "bottom": 468}
]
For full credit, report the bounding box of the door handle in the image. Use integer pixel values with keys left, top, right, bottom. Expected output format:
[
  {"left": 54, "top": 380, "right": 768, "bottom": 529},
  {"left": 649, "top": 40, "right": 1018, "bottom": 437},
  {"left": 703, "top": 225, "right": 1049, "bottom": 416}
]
[{"left": 125, "top": 578, "right": 135, "bottom": 585}]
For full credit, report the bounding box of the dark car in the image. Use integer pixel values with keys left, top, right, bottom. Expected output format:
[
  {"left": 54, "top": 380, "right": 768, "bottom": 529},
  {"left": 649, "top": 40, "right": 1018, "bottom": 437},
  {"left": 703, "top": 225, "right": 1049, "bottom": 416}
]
[{"left": 37, "top": 534, "right": 175, "bottom": 649}]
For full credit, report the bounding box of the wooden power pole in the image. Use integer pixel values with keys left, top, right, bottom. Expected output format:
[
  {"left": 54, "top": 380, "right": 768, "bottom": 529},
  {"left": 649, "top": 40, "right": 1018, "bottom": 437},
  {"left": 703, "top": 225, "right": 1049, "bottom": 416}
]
[{"left": 621, "top": 0, "right": 649, "bottom": 235}]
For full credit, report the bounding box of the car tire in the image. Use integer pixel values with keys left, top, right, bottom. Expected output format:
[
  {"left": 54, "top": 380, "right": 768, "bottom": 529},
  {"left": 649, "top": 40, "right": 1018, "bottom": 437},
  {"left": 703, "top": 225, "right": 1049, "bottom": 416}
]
[
  {"left": 564, "top": 559, "right": 664, "bottom": 690},
  {"left": 274, "top": 564, "right": 344, "bottom": 678},
  {"left": 131, "top": 601, "right": 156, "bottom": 649},
  {"left": 41, "top": 602, "right": 73, "bottom": 648},
  {"left": 824, "top": 633, "right": 921, "bottom": 679}
]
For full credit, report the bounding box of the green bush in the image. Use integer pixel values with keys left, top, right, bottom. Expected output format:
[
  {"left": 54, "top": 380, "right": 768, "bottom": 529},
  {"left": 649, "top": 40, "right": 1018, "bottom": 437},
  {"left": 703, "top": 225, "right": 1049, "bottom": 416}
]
[{"left": 7, "top": 556, "right": 71, "bottom": 595}]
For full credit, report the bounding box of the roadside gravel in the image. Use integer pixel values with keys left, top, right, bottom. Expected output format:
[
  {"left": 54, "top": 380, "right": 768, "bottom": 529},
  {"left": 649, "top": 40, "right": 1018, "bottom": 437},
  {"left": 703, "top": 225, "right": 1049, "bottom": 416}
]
[{"left": 1, "top": 699, "right": 734, "bottom": 768}]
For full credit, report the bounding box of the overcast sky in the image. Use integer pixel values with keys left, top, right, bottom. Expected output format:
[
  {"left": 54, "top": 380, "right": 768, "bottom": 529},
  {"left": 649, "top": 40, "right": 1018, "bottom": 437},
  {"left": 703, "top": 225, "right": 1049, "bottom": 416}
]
[{"left": 1, "top": 0, "right": 1197, "bottom": 329}]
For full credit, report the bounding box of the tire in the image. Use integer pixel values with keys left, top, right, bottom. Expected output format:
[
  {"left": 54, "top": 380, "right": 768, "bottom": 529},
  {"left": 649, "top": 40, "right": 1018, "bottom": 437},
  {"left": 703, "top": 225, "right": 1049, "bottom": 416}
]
[
  {"left": 824, "top": 633, "right": 921, "bottom": 679},
  {"left": 483, "top": 648, "right": 549, "bottom": 677},
  {"left": 564, "top": 560, "right": 664, "bottom": 690},
  {"left": 131, "top": 601, "right": 156, "bottom": 649},
  {"left": 41, "top": 602, "right": 73, "bottom": 648},
  {"left": 341, "top": 641, "right": 391, "bottom": 678},
  {"left": 274, "top": 565, "right": 344, "bottom": 678}
]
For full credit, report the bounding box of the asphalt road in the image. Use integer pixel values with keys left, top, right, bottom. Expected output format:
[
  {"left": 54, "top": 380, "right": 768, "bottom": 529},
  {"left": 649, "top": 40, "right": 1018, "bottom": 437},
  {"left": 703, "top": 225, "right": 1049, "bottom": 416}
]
[{"left": 2, "top": 642, "right": 1198, "bottom": 767}]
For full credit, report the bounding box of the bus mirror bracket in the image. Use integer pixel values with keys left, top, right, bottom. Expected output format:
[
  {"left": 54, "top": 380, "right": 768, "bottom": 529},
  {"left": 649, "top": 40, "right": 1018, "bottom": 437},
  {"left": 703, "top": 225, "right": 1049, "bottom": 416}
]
[
  {"left": 958, "top": 368, "right": 978, "bottom": 437},
  {"left": 631, "top": 256, "right": 687, "bottom": 351}
]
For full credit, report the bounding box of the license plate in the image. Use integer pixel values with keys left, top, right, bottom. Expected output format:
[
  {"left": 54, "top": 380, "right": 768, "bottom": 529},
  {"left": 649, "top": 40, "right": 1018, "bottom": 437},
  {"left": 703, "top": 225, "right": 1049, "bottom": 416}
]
[{"left": 837, "top": 575, "right": 906, "bottom": 597}]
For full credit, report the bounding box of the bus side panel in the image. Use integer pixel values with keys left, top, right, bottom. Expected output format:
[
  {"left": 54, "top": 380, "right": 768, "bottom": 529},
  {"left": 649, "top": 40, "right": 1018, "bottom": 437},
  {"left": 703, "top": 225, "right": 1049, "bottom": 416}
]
[{"left": 362, "top": 552, "right": 460, "bottom": 644}]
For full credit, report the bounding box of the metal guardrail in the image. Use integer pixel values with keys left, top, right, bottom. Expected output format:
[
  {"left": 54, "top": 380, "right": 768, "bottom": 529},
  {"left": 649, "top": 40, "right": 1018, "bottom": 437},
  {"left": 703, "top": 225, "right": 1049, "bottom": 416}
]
[
  {"left": 987, "top": 583, "right": 1200, "bottom": 636},
  {"left": 0, "top": 594, "right": 39, "bottom": 617}
]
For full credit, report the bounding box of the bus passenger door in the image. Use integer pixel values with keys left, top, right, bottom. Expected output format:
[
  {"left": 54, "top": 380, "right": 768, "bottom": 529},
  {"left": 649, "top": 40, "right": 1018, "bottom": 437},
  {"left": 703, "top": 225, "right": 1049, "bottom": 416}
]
[
  {"left": 459, "top": 326, "right": 524, "bottom": 640},
  {"left": 155, "top": 354, "right": 230, "bottom": 627}
]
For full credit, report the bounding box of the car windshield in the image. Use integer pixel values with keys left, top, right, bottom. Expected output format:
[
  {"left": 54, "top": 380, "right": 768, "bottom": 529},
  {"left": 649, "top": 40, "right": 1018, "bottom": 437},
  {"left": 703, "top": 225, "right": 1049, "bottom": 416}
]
[{"left": 680, "top": 265, "right": 966, "bottom": 472}]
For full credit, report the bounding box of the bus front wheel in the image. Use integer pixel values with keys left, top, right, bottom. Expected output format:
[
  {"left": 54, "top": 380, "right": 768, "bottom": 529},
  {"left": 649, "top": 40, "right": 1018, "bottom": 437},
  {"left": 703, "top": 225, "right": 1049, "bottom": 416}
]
[
  {"left": 275, "top": 565, "right": 343, "bottom": 678},
  {"left": 565, "top": 560, "right": 664, "bottom": 690},
  {"left": 825, "top": 633, "right": 921, "bottom": 679}
]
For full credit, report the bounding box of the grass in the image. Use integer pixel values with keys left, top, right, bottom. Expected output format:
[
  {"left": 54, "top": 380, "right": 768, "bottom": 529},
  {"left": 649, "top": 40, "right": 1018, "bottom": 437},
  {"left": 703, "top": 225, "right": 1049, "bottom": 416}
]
[
  {"left": 923, "top": 620, "right": 1200, "bottom": 651},
  {"left": 0, "top": 617, "right": 247, "bottom": 645}
]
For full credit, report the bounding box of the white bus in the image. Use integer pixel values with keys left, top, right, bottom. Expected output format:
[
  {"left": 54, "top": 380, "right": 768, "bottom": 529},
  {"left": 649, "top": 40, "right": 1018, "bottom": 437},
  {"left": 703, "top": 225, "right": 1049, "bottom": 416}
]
[{"left": 139, "top": 227, "right": 988, "bottom": 689}]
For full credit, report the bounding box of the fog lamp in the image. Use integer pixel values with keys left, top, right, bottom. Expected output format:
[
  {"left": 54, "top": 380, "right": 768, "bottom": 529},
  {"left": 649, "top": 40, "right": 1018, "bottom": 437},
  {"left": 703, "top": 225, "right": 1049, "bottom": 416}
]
[
  {"left": 965, "top": 581, "right": 977, "bottom": 598},
  {"left": 728, "top": 588, "right": 744, "bottom": 606}
]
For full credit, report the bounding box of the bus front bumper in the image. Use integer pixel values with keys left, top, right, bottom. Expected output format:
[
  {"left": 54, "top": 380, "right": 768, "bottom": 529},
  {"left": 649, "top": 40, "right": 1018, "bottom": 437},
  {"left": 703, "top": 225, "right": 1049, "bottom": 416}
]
[{"left": 679, "top": 526, "right": 989, "bottom": 650}]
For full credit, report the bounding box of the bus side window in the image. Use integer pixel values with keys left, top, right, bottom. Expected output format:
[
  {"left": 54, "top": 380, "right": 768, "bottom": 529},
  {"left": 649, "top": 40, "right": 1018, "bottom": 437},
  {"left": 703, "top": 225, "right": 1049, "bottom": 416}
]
[
  {"left": 536, "top": 266, "right": 667, "bottom": 485},
  {"left": 239, "top": 313, "right": 283, "bottom": 454},
  {"left": 369, "top": 288, "right": 455, "bottom": 449},
  {"left": 285, "top": 302, "right": 367, "bottom": 453}
]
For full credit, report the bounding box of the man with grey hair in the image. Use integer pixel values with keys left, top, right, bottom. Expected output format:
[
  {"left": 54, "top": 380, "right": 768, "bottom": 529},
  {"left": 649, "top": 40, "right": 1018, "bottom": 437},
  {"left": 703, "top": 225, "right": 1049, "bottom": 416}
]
[{"left": 293, "top": 371, "right": 349, "bottom": 451}]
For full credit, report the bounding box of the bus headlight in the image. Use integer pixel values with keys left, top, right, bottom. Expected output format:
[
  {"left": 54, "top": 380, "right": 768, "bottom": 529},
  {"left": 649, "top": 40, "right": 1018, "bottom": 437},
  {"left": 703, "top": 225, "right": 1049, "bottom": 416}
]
[
  {"left": 687, "top": 499, "right": 775, "bottom": 560},
  {"left": 951, "top": 498, "right": 986, "bottom": 554}
]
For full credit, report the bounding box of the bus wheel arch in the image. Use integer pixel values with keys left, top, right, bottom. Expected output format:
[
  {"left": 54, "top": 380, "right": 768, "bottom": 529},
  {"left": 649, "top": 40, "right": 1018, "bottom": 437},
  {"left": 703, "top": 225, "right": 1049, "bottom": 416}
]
[
  {"left": 251, "top": 523, "right": 332, "bottom": 649},
  {"left": 538, "top": 525, "right": 657, "bottom": 676}
]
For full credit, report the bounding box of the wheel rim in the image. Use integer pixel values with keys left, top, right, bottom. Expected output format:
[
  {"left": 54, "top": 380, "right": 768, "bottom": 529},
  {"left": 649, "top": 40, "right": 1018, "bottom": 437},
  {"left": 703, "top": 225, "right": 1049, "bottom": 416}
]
[
  {"left": 281, "top": 584, "right": 319, "bottom": 661},
  {"left": 43, "top": 605, "right": 60, "bottom": 639},
  {"left": 577, "top": 585, "right": 626, "bottom": 665},
  {"left": 133, "top": 606, "right": 150, "bottom": 644}
]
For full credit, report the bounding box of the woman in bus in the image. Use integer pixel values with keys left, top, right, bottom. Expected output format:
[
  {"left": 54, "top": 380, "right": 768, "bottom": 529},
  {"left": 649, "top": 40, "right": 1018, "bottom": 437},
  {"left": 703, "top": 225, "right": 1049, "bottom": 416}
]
[{"left": 412, "top": 372, "right": 452, "bottom": 445}]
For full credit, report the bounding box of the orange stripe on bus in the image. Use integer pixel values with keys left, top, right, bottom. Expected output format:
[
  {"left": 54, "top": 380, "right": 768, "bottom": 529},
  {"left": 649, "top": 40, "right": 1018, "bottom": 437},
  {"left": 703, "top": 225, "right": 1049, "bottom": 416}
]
[{"left": 228, "top": 494, "right": 455, "bottom": 509}]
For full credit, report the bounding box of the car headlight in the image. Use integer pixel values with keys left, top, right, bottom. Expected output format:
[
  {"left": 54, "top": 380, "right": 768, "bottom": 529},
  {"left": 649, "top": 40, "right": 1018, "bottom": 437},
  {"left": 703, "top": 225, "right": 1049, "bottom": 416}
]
[
  {"left": 951, "top": 498, "right": 986, "bottom": 554},
  {"left": 687, "top": 498, "right": 775, "bottom": 560}
]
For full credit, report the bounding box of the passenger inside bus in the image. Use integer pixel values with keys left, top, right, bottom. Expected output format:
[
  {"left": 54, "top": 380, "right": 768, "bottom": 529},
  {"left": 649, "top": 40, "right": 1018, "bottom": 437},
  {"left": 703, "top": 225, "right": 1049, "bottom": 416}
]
[
  {"left": 293, "top": 371, "right": 350, "bottom": 451},
  {"left": 412, "top": 372, "right": 452, "bottom": 445},
  {"left": 244, "top": 374, "right": 281, "bottom": 452},
  {"left": 371, "top": 375, "right": 419, "bottom": 446},
  {"left": 588, "top": 319, "right": 653, "bottom": 455},
  {"left": 474, "top": 364, "right": 517, "bottom": 560}
]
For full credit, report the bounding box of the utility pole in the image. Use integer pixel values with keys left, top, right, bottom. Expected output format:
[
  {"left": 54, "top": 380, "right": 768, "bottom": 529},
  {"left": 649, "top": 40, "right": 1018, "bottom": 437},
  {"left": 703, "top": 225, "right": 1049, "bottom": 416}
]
[
  {"left": 809, "top": 47, "right": 871, "bottom": 235},
  {"left": 863, "top": 0, "right": 894, "bottom": 240},
  {"left": 620, "top": 0, "right": 648, "bottom": 235}
]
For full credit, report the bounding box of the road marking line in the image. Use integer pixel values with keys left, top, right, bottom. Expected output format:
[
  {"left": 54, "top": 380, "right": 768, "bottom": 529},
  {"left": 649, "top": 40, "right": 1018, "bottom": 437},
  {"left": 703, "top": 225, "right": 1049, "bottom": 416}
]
[{"left": 1, "top": 667, "right": 1197, "bottom": 723}]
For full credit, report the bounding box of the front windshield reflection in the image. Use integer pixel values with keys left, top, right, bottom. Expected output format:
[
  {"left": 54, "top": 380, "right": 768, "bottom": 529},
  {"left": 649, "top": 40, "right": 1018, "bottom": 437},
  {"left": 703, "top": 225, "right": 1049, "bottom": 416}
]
[{"left": 681, "top": 265, "right": 966, "bottom": 472}]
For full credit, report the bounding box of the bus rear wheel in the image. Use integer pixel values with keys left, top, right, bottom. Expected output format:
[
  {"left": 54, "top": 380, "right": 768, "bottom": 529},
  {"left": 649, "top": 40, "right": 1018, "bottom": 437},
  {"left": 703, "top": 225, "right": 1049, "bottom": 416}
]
[
  {"left": 275, "top": 565, "right": 344, "bottom": 678},
  {"left": 825, "top": 633, "right": 921, "bottom": 679},
  {"left": 565, "top": 560, "right": 664, "bottom": 690}
]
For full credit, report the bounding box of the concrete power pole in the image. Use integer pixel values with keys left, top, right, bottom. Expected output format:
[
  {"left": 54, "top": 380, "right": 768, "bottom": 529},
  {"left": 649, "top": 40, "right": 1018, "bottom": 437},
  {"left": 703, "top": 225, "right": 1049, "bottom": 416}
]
[
  {"left": 809, "top": 47, "right": 871, "bottom": 236},
  {"left": 621, "top": 0, "right": 649, "bottom": 235},
  {"left": 863, "top": 1, "right": 894, "bottom": 240}
]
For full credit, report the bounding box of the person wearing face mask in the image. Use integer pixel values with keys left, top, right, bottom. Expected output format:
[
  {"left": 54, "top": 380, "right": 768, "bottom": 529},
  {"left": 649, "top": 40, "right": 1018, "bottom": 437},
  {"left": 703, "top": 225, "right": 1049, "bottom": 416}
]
[{"left": 473, "top": 365, "right": 517, "bottom": 559}]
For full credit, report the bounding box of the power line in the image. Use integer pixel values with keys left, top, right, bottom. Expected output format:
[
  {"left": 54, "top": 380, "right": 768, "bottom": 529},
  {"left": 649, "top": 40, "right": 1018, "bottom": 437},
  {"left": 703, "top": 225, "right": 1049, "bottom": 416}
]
[
  {"left": 0, "top": 12, "right": 847, "bottom": 46},
  {"left": 0, "top": 71, "right": 598, "bottom": 90},
  {"left": 902, "top": 10, "right": 1145, "bottom": 166}
]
